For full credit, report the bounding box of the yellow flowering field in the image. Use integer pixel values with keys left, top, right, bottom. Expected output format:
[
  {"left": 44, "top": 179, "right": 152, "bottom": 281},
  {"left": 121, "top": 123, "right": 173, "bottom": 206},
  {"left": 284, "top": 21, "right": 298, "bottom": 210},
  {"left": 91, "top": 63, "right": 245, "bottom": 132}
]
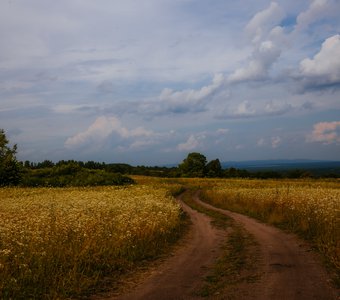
[
  {"left": 199, "top": 179, "right": 340, "bottom": 273},
  {"left": 0, "top": 185, "right": 182, "bottom": 299}
]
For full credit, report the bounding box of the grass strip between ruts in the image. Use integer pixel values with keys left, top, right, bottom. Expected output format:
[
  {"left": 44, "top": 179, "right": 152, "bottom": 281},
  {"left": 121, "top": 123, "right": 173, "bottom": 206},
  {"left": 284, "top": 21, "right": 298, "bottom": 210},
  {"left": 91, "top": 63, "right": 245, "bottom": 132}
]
[{"left": 179, "top": 188, "right": 260, "bottom": 298}]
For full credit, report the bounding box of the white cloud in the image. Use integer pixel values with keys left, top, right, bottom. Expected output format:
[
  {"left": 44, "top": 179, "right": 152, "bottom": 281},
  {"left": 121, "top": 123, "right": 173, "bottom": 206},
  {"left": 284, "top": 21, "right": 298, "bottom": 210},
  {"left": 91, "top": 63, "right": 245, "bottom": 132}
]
[
  {"left": 159, "top": 73, "right": 225, "bottom": 113},
  {"left": 177, "top": 128, "right": 229, "bottom": 152},
  {"left": 228, "top": 59, "right": 264, "bottom": 83},
  {"left": 271, "top": 136, "right": 281, "bottom": 148},
  {"left": 228, "top": 39, "right": 281, "bottom": 83},
  {"left": 268, "top": 26, "right": 287, "bottom": 45},
  {"left": 245, "top": 2, "right": 285, "bottom": 44},
  {"left": 295, "top": 0, "right": 330, "bottom": 31},
  {"left": 216, "top": 98, "right": 294, "bottom": 119},
  {"left": 307, "top": 121, "right": 340, "bottom": 144},
  {"left": 234, "top": 3, "right": 286, "bottom": 84},
  {"left": 2, "top": 1, "right": 340, "bottom": 164},
  {"left": 65, "top": 116, "right": 119, "bottom": 148},
  {"left": 235, "top": 101, "right": 255, "bottom": 116},
  {"left": 0, "top": 0, "right": 244, "bottom": 88},
  {"left": 299, "top": 34, "right": 340, "bottom": 86},
  {"left": 177, "top": 134, "right": 201, "bottom": 152},
  {"left": 65, "top": 116, "right": 154, "bottom": 149}
]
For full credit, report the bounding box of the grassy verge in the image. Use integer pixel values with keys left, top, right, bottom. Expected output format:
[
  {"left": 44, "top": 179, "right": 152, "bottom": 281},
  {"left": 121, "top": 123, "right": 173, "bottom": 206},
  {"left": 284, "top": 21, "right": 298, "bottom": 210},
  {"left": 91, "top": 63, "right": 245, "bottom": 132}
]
[{"left": 180, "top": 188, "right": 259, "bottom": 297}]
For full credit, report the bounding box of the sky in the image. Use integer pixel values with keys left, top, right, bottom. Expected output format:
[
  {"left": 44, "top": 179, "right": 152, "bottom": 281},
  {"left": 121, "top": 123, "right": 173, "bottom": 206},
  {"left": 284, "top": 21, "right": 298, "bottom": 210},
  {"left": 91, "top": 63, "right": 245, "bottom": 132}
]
[{"left": 1, "top": 0, "right": 340, "bottom": 165}]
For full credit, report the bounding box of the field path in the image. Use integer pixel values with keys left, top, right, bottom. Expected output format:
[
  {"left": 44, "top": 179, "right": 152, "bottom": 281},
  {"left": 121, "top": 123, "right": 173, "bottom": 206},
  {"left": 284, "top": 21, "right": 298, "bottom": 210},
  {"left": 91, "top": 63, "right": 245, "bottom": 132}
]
[
  {"left": 104, "top": 192, "right": 338, "bottom": 300},
  {"left": 111, "top": 195, "right": 226, "bottom": 300},
  {"left": 195, "top": 195, "right": 338, "bottom": 300}
]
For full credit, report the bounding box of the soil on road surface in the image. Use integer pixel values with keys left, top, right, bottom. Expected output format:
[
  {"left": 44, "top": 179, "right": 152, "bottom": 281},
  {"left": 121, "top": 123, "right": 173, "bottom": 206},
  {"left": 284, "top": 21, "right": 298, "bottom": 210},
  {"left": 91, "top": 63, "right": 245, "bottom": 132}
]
[
  {"left": 112, "top": 196, "right": 227, "bottom": 300},
  {"left": 101, "top": 193, "right": 338, "bottom": 300},
  {"left": 195, "top": 195, "right": 338, "bottom": 300}
]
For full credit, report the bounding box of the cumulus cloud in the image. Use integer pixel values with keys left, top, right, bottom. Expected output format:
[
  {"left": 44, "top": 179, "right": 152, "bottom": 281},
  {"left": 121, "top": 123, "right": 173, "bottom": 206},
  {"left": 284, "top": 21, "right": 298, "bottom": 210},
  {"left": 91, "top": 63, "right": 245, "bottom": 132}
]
[
  {"left": 229, "top": 2, "right": 285, "bottom": 84},
  {"left": 65, "top": 116, "right": 154, "bottom": 149},
  {"left": 245, "top": 2, "right": 285, "bottom": 44},
  {"left": 299, "top": 34, "right": 340, "bottom": 87},
  {"left": 2, "top": 1, "right": 340, "bottom": 164},
  {"left": 150, "top": 3, "right": 287, "bottom": 113},
  {"left": 307, "top": 121, "right": 340, "bottom": 144},
  {"left": 177, "top": 134, "right": 201, "bottom": 151},
  {"left": 295, "top": 0, "right": 331, "bottom": 31},
  {"left": 177, "top": 128, "right": 229, "bottom": 152},
  {"left": 159, "top": 73, "right": 225, "bottom": 113},
  {"left": 216, "top": 99, "right": 293, "bottom": 119},
  {"left": 228, "top": 40, "right": 281, "bottom": 83}
]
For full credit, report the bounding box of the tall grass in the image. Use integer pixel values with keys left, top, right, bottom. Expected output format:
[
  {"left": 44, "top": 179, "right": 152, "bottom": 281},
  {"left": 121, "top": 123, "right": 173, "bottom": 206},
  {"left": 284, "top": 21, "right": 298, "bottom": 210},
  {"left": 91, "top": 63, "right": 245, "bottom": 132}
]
[
  {"left": 199, "top": 179, "right": 340, "bottom": 277},
  {"left": 0, "top": 186, "right": 182, "bottom": 299}
]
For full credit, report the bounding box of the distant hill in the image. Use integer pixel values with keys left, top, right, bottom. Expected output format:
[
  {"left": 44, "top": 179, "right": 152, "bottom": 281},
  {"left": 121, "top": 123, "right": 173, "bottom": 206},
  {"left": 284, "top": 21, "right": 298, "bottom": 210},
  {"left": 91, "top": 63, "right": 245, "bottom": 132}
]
[
  {"left": 221, "top": 159, "right": 340, "bottom": 176},
  {"left": 162, "top": 159, "right": 340, "bottom": 177}
]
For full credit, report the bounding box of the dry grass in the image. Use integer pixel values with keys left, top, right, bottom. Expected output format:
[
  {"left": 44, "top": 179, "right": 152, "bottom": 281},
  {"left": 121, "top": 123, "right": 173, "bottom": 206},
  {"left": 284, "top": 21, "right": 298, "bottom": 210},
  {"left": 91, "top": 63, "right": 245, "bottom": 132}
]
[
  {"left": 3, "top": 176, "right": 337, "bottom": 298},
  {"left": 0, "top": 185, "right": 182, "bottom": 299}
]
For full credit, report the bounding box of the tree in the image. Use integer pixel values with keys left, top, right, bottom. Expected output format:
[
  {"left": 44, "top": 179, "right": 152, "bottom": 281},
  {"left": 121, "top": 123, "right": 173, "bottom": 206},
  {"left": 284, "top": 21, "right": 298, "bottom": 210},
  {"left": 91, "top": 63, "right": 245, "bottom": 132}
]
[
  {"left": 24, "top": 160, "right": 31, "bottom": 169},
  {"left": 205, "top": 159, "right": 222, "bottom": 177},
  {"left": 179, "top": 152, "right": 207, "bottom": 177},
  {"left": 36, "top": 160, "right": 54, "bottom": 168},
  {"left": 0, "top": 129, "right": 22, "bottom": 186}
]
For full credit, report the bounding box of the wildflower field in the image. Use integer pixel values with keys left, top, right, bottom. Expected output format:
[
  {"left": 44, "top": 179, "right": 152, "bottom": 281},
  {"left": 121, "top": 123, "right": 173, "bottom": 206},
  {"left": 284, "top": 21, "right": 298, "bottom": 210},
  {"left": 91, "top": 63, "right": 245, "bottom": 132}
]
[
  {"left": 0, "top": 185, "right": 183, "bottom": 299},
  {"left": 198, "top": 178, "right": 340, "bottom": 277},
  {"left": 1, "top": 177, "right": 339, "bottom": 298}
]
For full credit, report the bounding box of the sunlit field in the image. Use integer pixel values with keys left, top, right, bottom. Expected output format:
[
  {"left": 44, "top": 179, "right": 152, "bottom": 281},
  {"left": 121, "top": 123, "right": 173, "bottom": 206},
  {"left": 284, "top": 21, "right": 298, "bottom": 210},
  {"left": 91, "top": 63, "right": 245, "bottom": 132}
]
[
  {"left": 1, "top": 177, "right": 339, "bottom": 298},
  {"left": 198, "top": 178, "right": 340, "bottom": 274},
  {"left": 0, "top": 185, "right": 182, "bottom": 299}
]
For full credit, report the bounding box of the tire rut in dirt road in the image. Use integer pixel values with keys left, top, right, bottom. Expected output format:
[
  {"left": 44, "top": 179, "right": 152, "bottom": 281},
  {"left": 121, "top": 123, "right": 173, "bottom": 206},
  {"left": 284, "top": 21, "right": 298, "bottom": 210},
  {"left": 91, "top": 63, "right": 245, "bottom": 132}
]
[
  {"left": 113, "top": 196, "right": 226, "bottom": 300},
  {"left": 195, "top": 196, "right": 339, "bottom": 300}
]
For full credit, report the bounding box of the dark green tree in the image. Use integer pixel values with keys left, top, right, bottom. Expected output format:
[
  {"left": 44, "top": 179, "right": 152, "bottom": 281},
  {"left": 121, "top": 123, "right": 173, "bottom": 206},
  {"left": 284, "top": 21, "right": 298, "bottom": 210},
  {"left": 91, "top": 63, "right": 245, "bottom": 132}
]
[
  {"left": 179, "top": 152, "right": 207, "bottom": 177},
  {"left": 0, "top": 129, "right": 22, "bottom": 186},
  {"left": 205, "top": 158, "right": 222, "bottom": 177},
  {"left": 24, "top": 160, "right": 31, "bottom": 169},
  {"left": 37, "top": 160, "right": 54, "bottom": 168}
]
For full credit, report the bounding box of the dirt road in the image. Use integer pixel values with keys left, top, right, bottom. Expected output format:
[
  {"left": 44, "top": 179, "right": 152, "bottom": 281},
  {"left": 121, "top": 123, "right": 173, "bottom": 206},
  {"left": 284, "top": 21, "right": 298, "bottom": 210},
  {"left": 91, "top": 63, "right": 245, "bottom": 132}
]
[
  {"left": 113, "top": 197, "right": 226, "bottom": 300},
  {"left": 195, "top": 196, "right": 338, "bottom": 300},
  {"left": 109, "top": 193, "right": 338, "bottom": 300}
]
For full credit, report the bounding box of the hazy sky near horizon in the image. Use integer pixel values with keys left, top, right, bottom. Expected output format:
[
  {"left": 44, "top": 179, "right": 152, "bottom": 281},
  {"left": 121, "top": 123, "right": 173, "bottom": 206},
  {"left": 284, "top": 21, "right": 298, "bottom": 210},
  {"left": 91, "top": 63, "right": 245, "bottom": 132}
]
[{"left": 1, "top": 0, "right": 340, "bottom": 165}]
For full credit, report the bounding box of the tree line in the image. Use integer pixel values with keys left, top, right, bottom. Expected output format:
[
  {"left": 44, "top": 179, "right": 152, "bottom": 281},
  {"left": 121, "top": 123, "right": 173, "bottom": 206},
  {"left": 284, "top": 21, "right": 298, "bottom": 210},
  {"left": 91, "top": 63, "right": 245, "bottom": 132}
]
[{"left": 1, "top": 129, "right": 338, "bottom": 187}]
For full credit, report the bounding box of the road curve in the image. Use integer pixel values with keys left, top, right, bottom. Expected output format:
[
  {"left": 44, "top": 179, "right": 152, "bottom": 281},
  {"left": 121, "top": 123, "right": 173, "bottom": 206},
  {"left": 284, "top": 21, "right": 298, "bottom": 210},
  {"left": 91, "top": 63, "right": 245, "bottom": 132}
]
[
  {"left": 113, "top": 196, "right": 226, "bottom": 300},
  {"left": 195, "top": 195, "right": 338, "bottom": 300}
]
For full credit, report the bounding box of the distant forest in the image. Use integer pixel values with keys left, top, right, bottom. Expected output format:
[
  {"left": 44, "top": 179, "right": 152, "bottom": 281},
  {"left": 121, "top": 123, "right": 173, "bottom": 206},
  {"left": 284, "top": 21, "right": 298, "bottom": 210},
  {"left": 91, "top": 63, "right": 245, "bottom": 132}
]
[
  {"left": 3, "top": 156, "right": 340, "bottom": 187},
  {"left": 1, "top": 127, "right": 339, "bottom": 187},
  {"left": 21, "top": 152, "right": 340, "bottom": 182}
]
